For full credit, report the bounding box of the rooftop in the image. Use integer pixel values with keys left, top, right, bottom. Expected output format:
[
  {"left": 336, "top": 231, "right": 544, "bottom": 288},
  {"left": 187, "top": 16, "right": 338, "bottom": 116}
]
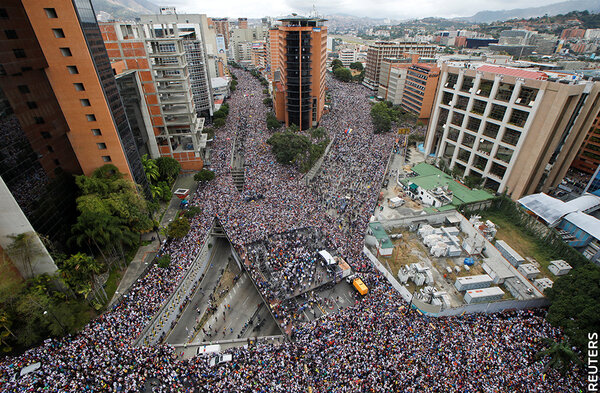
[
  {"left": 476, "top": 64, "right": 548, "bottom": 80},
  {"left": 368, "top": 222, "right": 394, "bottom": 249},
  {"left": 518, "top": 192, "right": 600, "bottom": 226}
]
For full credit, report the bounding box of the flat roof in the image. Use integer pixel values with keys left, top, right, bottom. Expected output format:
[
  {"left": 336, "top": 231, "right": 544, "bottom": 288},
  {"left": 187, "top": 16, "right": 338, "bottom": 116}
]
[
  {"left": 476, "top": 64, "right": 548, "bottom": 80},
  {"left": 518, "top": 192, "right": 600, "bottom": 226},
  {"left": 369, "top": 222, "right": 394, "bottom": 249},
  {"left": 456, "top": 274, "right": 493, "bottom": 283},
  {"left": 466, "top": 286, "right": 505, "bottom": 297}
]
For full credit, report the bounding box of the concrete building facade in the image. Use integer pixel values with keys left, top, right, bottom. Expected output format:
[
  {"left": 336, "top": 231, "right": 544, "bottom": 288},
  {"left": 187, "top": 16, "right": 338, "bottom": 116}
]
[
  {"left": 363, "top": 41, "right": 437, "bottom": 90},
  {"left": 401, "top": 63, "right": 440, "bottom": 124},
  {"left": 424, "top": 64, "right": 600, "bottom": 199},
  {"left": 572, "top": 111, "right": 600, "bottom": 174}
]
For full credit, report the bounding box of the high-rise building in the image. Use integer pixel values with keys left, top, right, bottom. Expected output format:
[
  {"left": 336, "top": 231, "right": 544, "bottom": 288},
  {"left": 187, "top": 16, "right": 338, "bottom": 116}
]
[
  {"left": 339, "top": 49, "right": 356, "bottom": 67},
  {"left": 572, "top": 111, "right": 600, "bottom": 174},
  {"left": 270, "top": 15, "right": 327, "bottom": 130},
  {"left": 424, "top": 64, "right": 600, "bottom": 199},
  {"left": 238, "top": 18, "right": 248, "bottom": 29},
  {"left": 101, "top": 12, "right": 213, "bottom": 170},
  {"left": 0, "top": 0, "right": 149, "bottom": 190},
  {"left": 401, "top": 63, "right": 440, "bottom": 124},
  {"left": 0, "top": 0, "right": 153, "bottom": 277},
  {"left": 211, "top": 18, "right": 230, "bottom": 49},
  {"left": 363, "top": 41, "right": 437, "bottom": 90}
]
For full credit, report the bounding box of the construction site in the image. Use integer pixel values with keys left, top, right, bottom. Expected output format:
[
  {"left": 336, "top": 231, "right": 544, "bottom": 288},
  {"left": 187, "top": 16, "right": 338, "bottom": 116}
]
[{"left": 366, "top": 211, "right": 569, "bottom": 315}]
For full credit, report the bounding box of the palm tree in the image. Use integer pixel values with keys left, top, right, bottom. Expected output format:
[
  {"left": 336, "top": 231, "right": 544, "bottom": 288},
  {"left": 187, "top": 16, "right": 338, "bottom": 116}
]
[
  {"left": 536, "top": 338, "right": 583, "bottom": 375},
  {"left": 142, "top": 154, "right": 160, "bottom": 184}
]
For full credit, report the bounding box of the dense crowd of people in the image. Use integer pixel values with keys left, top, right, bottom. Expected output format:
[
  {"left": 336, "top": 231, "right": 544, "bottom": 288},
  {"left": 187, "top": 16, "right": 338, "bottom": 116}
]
[{"left": 0, "top": 70, "right": 586, "bottom": 392}]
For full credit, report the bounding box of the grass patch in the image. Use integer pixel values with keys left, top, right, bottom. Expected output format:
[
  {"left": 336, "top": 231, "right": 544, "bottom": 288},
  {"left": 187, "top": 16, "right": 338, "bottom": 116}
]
[
  {"left": 103, "top": 267, "right": 124, "bottom": 306},
  {"left": 480, "top": 211, "right": 554, "bottom": 277}
]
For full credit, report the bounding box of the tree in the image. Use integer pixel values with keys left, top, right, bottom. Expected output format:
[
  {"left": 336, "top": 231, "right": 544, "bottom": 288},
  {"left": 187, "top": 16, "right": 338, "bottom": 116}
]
[
  {"left": 331, "top": 59, "right": 343, "bottom": 70},
  {"left": 349, "top": 62, "right": 363, "bottom": 71},
  {"left": 194, "top": 169, "right": 216, "bottom": 182},
  {"left": 333, "top": 67, "right": 353, "bottom": 82},
  {"left": 167, "top": 217, "right": 190, "bottom": 239},
  {"left": 536, "top": 338, "right": 583, "bottom": 375},
  {"left": 58, "top": 253, "right": 106, "bottom": 304},
  {"left": 266, "top": 112, "right": 281, "bottom": 130},
  {"left": 141, "top": 154, "right": 159, "bottom": 184},
  {"left": 214, "top": 118, "right": 226, "bottom": 128},
  {"left": 267, "top": 131, "right": 311, "bottom": 165},
  {"left": 155, "top": 157, "right": 181, "bottom": 185},
  {"left": 371, "top": 102, "right": 393, "bottom": 134},
  {"left": 545, "top": 264, "right": 600, "bottom": 353},
  {"left": 263, "top": 97, "right": 273, "bottom": 106},
  {"left": 6, "top": 232, "right": 44, "bottom": 279}
]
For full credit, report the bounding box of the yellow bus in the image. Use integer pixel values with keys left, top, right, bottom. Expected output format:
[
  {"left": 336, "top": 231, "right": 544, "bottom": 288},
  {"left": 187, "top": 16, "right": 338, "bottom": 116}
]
[{"left": 352, "top": 278, "right": 368, "bottom": 295}]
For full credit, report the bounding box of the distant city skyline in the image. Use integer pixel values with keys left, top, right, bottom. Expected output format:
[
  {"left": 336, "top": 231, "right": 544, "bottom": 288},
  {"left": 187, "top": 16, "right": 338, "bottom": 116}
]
[{"left": 161, "top": 0, "right": 564, "bottom": 20}]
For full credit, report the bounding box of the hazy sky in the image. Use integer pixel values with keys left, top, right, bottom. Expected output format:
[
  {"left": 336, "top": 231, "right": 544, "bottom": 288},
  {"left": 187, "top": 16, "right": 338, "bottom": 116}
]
[{"left": 163, "top": 0, "right": 562, "bottom": 19}]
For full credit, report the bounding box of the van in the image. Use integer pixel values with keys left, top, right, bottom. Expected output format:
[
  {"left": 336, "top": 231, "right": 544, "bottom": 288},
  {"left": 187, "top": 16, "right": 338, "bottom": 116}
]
[
  {"left": 388, "top": 197, "right": 405, "bottom": 208},
  {"left": 209, "top": 354, "right": 233, "bottom": 367},
  {"left": 352, "top": 278, "right": 368, "bottom": 295}
]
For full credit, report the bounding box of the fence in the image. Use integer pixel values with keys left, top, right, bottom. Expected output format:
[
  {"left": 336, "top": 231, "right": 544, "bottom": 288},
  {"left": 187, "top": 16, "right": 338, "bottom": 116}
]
[
  {"left": 135, "top": 221, "right": 216, "bottom": 346},
  {"left": 304, "top": 135, "right": 336, "bottom": 185}
]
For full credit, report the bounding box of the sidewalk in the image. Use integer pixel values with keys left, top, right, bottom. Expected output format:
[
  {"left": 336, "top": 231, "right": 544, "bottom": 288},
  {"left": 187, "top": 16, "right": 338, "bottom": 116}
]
[{"left": 108, "top": 173, "right": 199, "bottom": 306}]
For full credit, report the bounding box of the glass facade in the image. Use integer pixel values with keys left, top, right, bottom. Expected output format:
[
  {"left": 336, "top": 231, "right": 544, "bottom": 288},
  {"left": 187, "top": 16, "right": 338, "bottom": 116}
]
[{"left": 72, "top": 0, "right": 150, "bottom": 196}]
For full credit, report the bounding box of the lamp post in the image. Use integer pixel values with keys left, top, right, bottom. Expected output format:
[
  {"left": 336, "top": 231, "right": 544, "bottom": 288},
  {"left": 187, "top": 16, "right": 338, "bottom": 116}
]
[{"left": 43, "top": 310, "right": 66, "bottom": 333}]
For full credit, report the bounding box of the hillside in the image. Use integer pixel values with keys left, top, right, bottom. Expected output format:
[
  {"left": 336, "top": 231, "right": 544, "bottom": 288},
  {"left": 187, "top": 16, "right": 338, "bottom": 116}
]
[
  {"left": 91, "top": 0, "right": 159, "bottom": 19},
  {"left": 462, "top": 0, "right": 600, "bottom": 23}
]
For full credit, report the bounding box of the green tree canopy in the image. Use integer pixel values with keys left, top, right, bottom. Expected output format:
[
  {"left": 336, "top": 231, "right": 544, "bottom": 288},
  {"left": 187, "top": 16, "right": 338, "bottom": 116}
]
[
  {"left": 267, "top": 131, "right": 311, "bottom": 165},
  {"left": 155, "top": 156, "right": 181, "bottom": 184},
  {"left": 141, "top": 154, "right": 159, "bottom": 184},
  {"left": 349, "top": 62, "right": 364, "bottom": 71},
  {"left": 266, "top": 112, "right": 281, "bottom": 130},
  {"left": 545, "top": 263, "right": 600, "bottom": 353},
  {"left": 331, "top": 59, "right": 343, "bottom": 70},
  {"left": 371, "top": 102, "right": 393, "bottom": 134},
  {"left": 194, "top": 169, "right": 216, "bottom": 182},
  {"left": 333, "top": 67, "right": 353, "bottom": 82},
  {"left": 167, "top": 217, "right": 191, "bottom": 239}
]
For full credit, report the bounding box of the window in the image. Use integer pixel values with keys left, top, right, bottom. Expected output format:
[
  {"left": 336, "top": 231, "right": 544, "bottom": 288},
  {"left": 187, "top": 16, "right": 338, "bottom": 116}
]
[
  {"left": 13, "top": 48, "right": 26, "bottom": 58},
  {"left": 41, "top": 131, "right": 52, "bottom": 139},
  {"left": 91, "top": 128, "right": 102, "bottom": 136},
  {"left": 34, "top": 116, "right": 45, "bottom": 124},
  {"left": 473, "top": 155, "right": 488, "bottom": 171},
  {"left": 442, "top": 91, "right": 453, "bottom": 106},
  {"left": 508, "top": 109, "right": 529, "bottom": 128},
  {"left": 471, "top": 99, "right": 487, "bottom": 115},
  {"left": 445, "top": 73, "right": 458, "bottom": 89},
  {"left": 52, "top": 28, "right": 65, "bottom": 38},
  {"left": 461, "top": 133, "right": 476, "bottom": 148},
  {"left": 47, "top": 145, "right": 54, "bottom": 153},
  {"left": 450, "top": 112, "right": 464, "bottom": 127},
  {"left": 483, "top": 122, "right": 500, "bottom": 139},
  {"left": 80, "top": 99, "right": 91, "bottom": 107},
  {"left": 477, "top": 139, "right": 494, "bottom": 156},
  {"left": 0, "top": 9, "right": 8, "bottom": 19},
  {"left": 4, "top": 30, "right": 17, "bottom": 39},
  {"left": 44, "top": 8, "right": 58, "bottom": 18},
  {"left": 466, "top": 117, "right": 481, "bottom": 132},
  {"left": 21, "top": 66, "right": 32, "bottom": 72},
  {"left": 457, "top": 148, "right": 471, "bottom": 163},
  {"left": 489, "top": 104, "right": 507, "bottom": 121},
  {"left": 97, "top": 143, "right": 107, "bottom": 149},
  {"left": 74, "top": 83, "right": 85, "bottom": 91},
  {"left": 516, "top": 87, "right": 538, "bottom": 107},
  {"left": 18, "top": 85, "right": 30, "bottom": 94},
  {"left": 26, "top": 101, "right": 37, "bottom": 109},
  {"left": 460, "top": 76, "right": 474, "bottom": 93},
  {"left": 455, "top": 95, "right": 469, "bottom": 110},
  {"left": 495, "top": 83, "right": 514, "bottom": 102},
  {"left": 86, "top": 114, "right": 96, "bottom": 121},
  {"left": 477, "top": 80, "right": 493, "bottom": 97},
  {"left": 495, "top": 146, "right": 514, "bottom": 164},
  {"left": 102, "top": 155, "right": 112, "bottom": 162},
  {"left": 502, "top": 128, "right": 521, "bottom": 146},
  {"left": 67, "top": 65, "right": 79, "bottom": 74},
  {"left": 490, "top": 162, "right": 507, "bottom": 178},
  {"left": 60, "top": 47, "right": 72, "bottom": 57},
  {"left": 448, "top": 128, "right": 460, "bottom": 142}
]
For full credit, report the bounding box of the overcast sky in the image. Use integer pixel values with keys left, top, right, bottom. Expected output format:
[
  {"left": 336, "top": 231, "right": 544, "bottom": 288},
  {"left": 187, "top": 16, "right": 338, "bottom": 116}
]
[{"left": 163, "top": 0, "right": 562, "bottom": 20}]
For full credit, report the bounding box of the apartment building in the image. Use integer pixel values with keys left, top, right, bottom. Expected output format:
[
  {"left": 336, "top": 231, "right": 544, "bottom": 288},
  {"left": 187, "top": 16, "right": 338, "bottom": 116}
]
[
  {"left": 363, "top": 41, "right": 437, "bottom": 90},
  {"left": 339, "top": 49, "right": 356, "bottom": 67},
  {"left": 211, "top": 18, "right": 230, "bottom": 49},
  {"left": 377, "top": 58, "right": 413, "bottom": 104},
  {"left": 424, "top": 64, "right": 600, "bottom": 199},
  {"left": 270, "top": 15, "right": 327, "bottom": 130},
  {"left": 401, "top": 64, "right": 440, "bottom": 124}
]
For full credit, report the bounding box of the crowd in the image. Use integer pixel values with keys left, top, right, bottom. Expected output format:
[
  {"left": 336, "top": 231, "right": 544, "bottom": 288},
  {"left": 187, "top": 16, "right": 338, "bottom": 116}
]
[{"left": 0, "top": 70, "right": 586, "bottom": 392}]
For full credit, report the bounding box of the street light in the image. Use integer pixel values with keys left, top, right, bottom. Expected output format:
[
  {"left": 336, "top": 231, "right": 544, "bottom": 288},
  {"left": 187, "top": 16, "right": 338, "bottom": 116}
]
[{"left": 43, "top": 309, "right": 66, "bottom": 334}]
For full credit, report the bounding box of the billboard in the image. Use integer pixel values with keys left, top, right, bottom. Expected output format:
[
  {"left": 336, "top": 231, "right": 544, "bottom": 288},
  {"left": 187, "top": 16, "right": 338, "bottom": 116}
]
[{"left": 216, "top": 35, "right": 226, "bottom": 54}]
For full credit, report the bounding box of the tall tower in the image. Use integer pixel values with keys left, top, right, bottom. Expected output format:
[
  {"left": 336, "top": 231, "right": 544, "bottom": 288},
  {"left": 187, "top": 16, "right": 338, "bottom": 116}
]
[
  {"left": 270, "top": 15, "right": 327, "bottom": 130},
  {"left": 0, "top": 0, "right": 149, "bottom": 191}
]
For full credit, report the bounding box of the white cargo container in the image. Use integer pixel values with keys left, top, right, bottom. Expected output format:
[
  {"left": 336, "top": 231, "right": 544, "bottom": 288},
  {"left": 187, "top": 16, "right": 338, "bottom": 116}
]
[
  {"left": 548, "top": 260, "right": 572, "bottom": 276},
  {"left": 495, "top": 240, "right": 525, "bottom": 267},
  {"left": 464, "top": 287, "right": 505, "bottom": 304},
  {"left": 517, "top": 263, "right": 540, "bottom": 280},
  {"left": 454, "top": 274, "right": 493, "bottom": 291}
]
